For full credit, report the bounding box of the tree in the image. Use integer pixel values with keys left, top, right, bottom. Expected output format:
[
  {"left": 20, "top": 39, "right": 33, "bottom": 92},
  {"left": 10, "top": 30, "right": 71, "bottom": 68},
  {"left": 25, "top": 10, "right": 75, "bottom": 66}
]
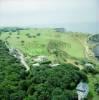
[
  {"left": 24, "top": 95, "right": 37, "bottom": 100},
  {"left": 95, "top": 83, "right": 99, "bottom": 94},
  {"left": 10, "top": 90, "right": 26, "bottom": 100},
  {"left": 51, "top": 88, "right": 72, "bottom": 100},
  {"left": 21, "top": 40, "right": 25, "bottom": 45},
  {"left": 47, "top": 40, "right": 70, "bottom": 63},
  {"left": 37, "top": 33, "right": 41, "bottom": 36},
  {"left": 17, "top": 30, "right": 20, "bottom": 35},
  {"left": 9, "top": 32, "right": 12, "bottom": 35}
]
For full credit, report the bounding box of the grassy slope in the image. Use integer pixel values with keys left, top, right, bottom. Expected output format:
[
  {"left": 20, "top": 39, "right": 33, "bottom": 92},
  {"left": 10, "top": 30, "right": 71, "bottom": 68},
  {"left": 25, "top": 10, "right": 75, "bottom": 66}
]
[
  {"left": 0, "top": 28, "right": 99, "bottom": 99},
  {"left": 88, "top": 74, "right": 99, "bottom": 100},
  {"left": 0, "top": 28, "right": 85, "bottom": 59}
]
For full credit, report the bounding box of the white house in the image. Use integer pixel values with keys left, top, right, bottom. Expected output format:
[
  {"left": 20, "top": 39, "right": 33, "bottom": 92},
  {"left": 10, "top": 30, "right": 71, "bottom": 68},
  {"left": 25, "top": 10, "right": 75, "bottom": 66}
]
[{"left": 76, "top": 82, "right": 89, "bottom": 100}]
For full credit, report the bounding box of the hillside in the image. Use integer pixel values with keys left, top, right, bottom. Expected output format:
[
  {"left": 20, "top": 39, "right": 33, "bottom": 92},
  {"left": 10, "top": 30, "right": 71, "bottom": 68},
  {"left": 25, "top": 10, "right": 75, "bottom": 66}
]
[
  {"left": 0, "top": 28, "right": 86, "bottom": 58},
  {"left": 0, "top": 28, "right": 99, "bottom": 99},
  {"left": 0, "top": 40, "right": 88, "bottom": 100},
  {"left": 0, "top": 28, "right": 89, "bottom": 68}
]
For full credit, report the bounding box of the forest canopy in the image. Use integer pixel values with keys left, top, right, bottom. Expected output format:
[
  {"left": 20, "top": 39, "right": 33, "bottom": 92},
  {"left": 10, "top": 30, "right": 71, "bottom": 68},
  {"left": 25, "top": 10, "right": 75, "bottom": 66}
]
[{"left": 0, "top": 40, "right": 87, "bottom": 100}]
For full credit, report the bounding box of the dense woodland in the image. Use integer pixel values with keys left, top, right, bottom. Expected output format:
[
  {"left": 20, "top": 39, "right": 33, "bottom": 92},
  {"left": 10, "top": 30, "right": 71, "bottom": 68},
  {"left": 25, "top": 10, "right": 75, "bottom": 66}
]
[
  {"left": 0, "top": 40, "right": 26, "bottom": 99},
  {"left": 89, "top": 34, "right": 99, "bottom": 43},
  {"left": 0, "top": 40, "right": 88, "bottom": 100},
  {"left": 0, "top": 27, "right": 25, "bottom": 33}
]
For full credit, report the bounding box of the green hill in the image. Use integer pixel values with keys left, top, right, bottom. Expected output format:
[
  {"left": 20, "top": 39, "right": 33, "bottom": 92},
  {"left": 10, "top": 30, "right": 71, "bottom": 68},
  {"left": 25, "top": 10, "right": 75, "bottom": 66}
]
[
  {"left": 0, "top": 28, "right": 99, "bottom": 99},
  {"left": 0, "top": 28, "right": 87, "bottom": 58},
  {"left": 0, "top": 40, "right": 88, "bottom": 100}
]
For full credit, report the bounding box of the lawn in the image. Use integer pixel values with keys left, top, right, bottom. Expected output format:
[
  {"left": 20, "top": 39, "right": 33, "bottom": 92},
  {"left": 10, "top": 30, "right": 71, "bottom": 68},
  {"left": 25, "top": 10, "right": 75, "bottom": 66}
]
[{"left": 0, "top": 28, "right": 86, "bottom": 59}]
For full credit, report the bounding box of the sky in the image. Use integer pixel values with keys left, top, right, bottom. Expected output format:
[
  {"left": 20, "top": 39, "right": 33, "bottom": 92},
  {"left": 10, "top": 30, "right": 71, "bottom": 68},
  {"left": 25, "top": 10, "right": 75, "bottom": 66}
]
[{"left": 0, "top": 0, "right": 98, "bottom": 33}]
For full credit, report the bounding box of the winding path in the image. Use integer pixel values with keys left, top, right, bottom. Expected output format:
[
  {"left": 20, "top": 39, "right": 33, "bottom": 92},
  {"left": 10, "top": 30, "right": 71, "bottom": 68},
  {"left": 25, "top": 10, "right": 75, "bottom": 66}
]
[
  {"left": 5, "top": 42, "right": 30, "bottom": 71},
  {"left": 73, "top": 34, "right": 95, "bottom": 60},
  {"left": 16, "top": 49, "right": 30, "bottom": 71}
]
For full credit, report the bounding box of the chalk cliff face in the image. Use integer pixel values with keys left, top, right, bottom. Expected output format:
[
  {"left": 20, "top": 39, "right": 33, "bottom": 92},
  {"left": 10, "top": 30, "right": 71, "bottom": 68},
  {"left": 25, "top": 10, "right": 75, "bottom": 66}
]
[{"left": 93, "top": 45, "right": 99, "bottom": 59}]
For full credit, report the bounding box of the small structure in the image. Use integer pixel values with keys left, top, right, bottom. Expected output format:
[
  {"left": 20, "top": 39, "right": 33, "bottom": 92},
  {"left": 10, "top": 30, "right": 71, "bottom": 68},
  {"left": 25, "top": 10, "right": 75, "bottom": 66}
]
[
  {"left": 85, "top": 63, "right": 95, "bottom": 69},
  {"left": 54, "top": 28, "right": 65, "bottom": 33},
  {"left": 33, "top": 56, "right": 49, "bottom": 63},
  {"left": 33, "top": 63, "right": 40, "bottom": 67},
  {"left": 49, "top": 63, "right": 60, "bottom": 67},
  {"left": 76, "top": 82, "right": 89, "bottom": 100}
]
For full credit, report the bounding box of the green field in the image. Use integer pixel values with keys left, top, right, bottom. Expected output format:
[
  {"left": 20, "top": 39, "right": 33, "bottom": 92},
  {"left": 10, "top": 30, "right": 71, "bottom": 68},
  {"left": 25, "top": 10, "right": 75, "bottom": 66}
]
[{"left": 0, "top": 28, "right": 86, "bottom": 59}]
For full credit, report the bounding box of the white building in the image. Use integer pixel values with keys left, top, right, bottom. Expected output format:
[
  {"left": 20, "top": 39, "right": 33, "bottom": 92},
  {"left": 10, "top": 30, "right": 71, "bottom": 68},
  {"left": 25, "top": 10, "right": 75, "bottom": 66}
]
[
  {"left": 33, "top": 56, "right": 48, "bottom": 63},
  {"left": 76, "top": 82, "right": 89, "bottom": 100}
]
